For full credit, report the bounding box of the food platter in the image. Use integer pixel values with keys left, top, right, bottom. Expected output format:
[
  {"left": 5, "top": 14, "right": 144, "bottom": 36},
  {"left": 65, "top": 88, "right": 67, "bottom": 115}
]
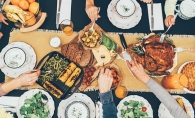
[
  {"left": 16, "top": 89, "right": 55, "bottom": 118},
  {"left": 177, "top": 61, "right": 195, "bottom": 93},
  {"left": 158, "top": 95, "right": 194, "bottom": 118},
  {"left": 0, "top": 42, "right": 36, "bottom": 78},
  {"left": 35, "top": 51, "right": 83, "bottom": 99},
  {"left": 127, "top": 34, "right": 177, "bottom": 77},
  {"left": 107, "top": 0, "right": 142, "bottom": 29},
  {"left": 117, "top": 95, "right": 153, "bottom": 118},
  {"left": 57, "top": 93, "right": 95, "bottom": 118}
]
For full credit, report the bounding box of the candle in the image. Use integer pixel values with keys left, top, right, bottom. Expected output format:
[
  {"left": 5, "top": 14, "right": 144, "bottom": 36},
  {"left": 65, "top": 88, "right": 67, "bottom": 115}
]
[{"left": 50, "top": 37, "right": 61, "bottom": 48}]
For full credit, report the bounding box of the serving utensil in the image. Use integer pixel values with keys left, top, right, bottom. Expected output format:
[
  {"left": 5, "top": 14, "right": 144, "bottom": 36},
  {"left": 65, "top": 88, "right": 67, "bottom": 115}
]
[
  {"left": 89, "top": 7, "right": 100, "bottom": 32},
  {"left": 41, "top": 70, "right": 54, "bottom": 74},
  {"left": 0, "top": 104, "right": 15, "bottom": 109},
  {"left": 160, "top": 13, "right": 178, "bottom": 43},
  {"left": 41, "top": 94, "right": 48, "bottom": 104},
  {"left": 119, "top": 33, "right": 132, "bottom": 61},
  {"left": 174, "top": 47, "right": 195, "bottom": 52},
  {"left": 116, "top": 54, "right": 124, "bottom": 60},
  {"left": 150, "top": 0, "right": 154, "bottom": 32}
]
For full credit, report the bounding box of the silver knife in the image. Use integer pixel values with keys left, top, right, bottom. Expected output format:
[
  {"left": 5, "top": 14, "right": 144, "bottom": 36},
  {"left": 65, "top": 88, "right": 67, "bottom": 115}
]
[
  {"left": 119, "top": 33, "right": 132, "bottom": 61},
  {"left": 56, "top": 0, "right": 62, "bottom": 29},
  {"left": 151, "top": 0, "right": 154, "bottom": 32}
]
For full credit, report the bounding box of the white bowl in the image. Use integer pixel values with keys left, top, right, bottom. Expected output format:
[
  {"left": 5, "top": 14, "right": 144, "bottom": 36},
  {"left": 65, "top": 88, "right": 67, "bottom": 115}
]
[{"left": 116, "top": 0, "right": 136, "bottom": 17}]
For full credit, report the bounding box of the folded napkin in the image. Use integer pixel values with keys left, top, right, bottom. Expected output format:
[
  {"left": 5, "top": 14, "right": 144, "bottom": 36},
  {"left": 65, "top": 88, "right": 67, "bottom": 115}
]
[
  {"left": 56, "top": 0, "right": 72, "bottom": 25},
  {"left": 96, "top": 101, "right": 103, "bottom": 118},
  {"left": 147, "top": 3, "right": 164, "bottom": 31},
  {"left": 0, "top": 96, "right": 19, "bottom": 112}
]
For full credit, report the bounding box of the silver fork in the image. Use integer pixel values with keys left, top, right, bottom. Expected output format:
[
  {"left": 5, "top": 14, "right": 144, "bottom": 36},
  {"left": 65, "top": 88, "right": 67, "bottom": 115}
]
[
  {"left": 89, "top": 7, "right": 100, "bottom": 32},
  {"left": 41, "top": 70, "right": 54, "bottom": 74},
  {"left": 174, "top": 47, "right": 195, "bottom": 52},
  {"left": 160, "top": 13, "right": 178, "bottom": 43}
]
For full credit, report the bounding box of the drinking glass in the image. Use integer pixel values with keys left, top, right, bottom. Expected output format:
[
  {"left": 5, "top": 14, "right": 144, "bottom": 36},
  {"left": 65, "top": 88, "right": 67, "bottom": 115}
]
[
  {"left": 115, "top": 86, "right": 128, "bottom": 99},
  {"left": 60, "top": 19, "right": 74, "bottom": 36},
  {"left": 161, "top": 74, "right": 188, "bottom": 89}
]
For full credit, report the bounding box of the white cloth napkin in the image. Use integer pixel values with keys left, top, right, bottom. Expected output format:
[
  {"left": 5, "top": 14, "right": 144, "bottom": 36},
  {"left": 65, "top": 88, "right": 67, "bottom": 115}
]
[
  {"left": 56, "top": 0, "right": 72, "bottom": 25},
  {"left": 96, "top": 101, "right": 103, "bottom": 118},
  {"left": 0, "top": 96, "right": 19, "bottom": 112},
  {"left": 147, "top": 3, "right": 164, "bottom": 31}
]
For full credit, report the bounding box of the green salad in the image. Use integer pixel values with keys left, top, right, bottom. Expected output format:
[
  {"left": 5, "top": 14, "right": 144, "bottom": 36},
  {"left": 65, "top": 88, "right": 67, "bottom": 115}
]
[
  {"left": 120, "top": 100, "right": 149, "bottom": 118},
  {"left": 19, "top": 91, "right": 49, "bottom": 118}
]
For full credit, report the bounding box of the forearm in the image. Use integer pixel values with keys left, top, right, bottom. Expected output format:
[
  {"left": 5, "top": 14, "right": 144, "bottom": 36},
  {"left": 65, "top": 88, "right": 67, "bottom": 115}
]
[
  {"left": 1, "top": 79, "right": 21, "bottom": 93},
  {"left": 146, "top": 79, "right": 188, "bottom": 118},
  {"left": 165, "top": 0, "right": 178, "bottom": 17},
  {"left": 86, "top": 0, "right": 94, "bottom": 7},
  {"left": 99, "top": 91, "right": 117, "bottom": 118}
]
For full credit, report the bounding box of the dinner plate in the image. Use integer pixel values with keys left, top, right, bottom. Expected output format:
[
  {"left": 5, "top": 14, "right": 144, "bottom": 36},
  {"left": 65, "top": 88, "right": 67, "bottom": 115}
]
[
  {"left": 107, "top": 0, "right": 142, "bottom": 29},
  {"left": 117, "top": 95, "right": 153, "bottom": 118},
  {"left": 0, "top": 42, "right": 36, "bottom": 78},
  {"left": 57, "top": 93, "right": 95, "bottom": 118},
  {"left": 158, "top": 95, "right": 194, "bottom": 118},
  {"left": 177, "top": 61, "right": 195, "bottom": 94},
  {"left": 16, "top": 89, "right": 55, "bottom": 118}
]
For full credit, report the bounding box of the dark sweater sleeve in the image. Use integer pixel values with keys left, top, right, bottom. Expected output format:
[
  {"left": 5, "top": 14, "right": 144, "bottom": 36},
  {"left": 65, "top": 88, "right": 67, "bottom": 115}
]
[
  {"left": 99, "top": 91, "right": 117, "bottom": 118},
  {"left": 146, "top": 79, "right": 188, "bottom": 118}
]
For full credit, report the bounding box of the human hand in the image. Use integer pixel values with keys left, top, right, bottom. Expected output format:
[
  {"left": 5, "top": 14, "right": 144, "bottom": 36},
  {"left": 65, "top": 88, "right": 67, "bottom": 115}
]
[
  {"left": 0, "top": 13, "right": 8, "bottom": 25},
  {"left": 15, "top": 70, "right": 40, "bottom": 87},
  {"left": 141, "top": 0, "right": 152, "bottom": 3},
  {"left": 126, "top": 60, "right": 150, "bottom": 84},
  {"left": 0, "top": 32, "right": 3, "bottom": 39},
  {"left": 164, "top": 15, "right": 175, "bottom": 27},
  {"left": 98, "top": 68, "right": 113, "bottom": 93},
  {"left": 85, "top": 5, "right": 100, "bottom": 22}
]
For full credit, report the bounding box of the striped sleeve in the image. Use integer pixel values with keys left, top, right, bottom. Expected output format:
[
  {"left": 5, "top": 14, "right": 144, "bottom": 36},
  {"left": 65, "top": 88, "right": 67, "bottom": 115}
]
[
  {"left": 0, "top": 83, "right": 6, "bottom": 96},
  {"left": 165, "top": 0, "right": 178, "bottom": 17}
]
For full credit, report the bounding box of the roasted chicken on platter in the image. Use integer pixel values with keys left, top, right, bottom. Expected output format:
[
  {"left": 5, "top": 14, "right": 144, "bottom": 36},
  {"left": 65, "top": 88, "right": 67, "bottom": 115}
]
[{"left": 127, "top": 34, "right": 176, "bottom": 76}]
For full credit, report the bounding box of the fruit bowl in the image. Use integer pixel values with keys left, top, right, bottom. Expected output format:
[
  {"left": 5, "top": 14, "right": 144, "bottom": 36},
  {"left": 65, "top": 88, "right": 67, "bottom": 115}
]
[{"left": 2, "top": 0, "right": 47, "bottom": 32}]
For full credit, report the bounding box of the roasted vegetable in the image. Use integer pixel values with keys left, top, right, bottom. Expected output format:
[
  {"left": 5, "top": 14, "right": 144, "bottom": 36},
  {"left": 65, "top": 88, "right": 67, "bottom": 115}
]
[
  {"left": 102, "top": 34, "right": 117, "bottom": 51},
  {"left": 65, "top": 67, "right": 81, "bottom": 87},
  {"left": 82, "top": 30, "right": 100, "bottom": 48},
  {"left": 43, "top": 81, "right": 63, "bottom": 98}
]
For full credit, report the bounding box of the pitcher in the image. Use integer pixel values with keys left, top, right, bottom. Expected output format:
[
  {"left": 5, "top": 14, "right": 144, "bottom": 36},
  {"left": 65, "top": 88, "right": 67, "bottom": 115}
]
[{"left": 175, "top": 0, "right": 195, "bottom": 20}]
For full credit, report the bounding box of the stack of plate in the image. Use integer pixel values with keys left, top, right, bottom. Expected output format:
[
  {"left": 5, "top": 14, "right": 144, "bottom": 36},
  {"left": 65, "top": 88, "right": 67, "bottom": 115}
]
[{"left": 107, "top": 0, "right": 142, "bottom": 29}]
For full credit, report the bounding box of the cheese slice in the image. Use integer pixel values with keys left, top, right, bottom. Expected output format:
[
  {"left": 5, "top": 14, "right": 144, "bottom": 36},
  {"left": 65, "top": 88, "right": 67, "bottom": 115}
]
[{"left": 92, "top": 45, "right": 112, "bottom": 66}]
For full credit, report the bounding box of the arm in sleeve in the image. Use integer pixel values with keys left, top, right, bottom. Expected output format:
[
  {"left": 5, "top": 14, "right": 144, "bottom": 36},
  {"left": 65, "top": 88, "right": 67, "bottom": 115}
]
[
  {"left": 165, "top": 0, "right": 178, "bottom": 17},
  {"left": 99, "top": 91, "right": 117, "bottom": 118},
  {"left": 146, "top": 79, "right": 188, "bottom": 118},
  {"left": 0, "top": 83, "right": 7, "bottom": 97}
]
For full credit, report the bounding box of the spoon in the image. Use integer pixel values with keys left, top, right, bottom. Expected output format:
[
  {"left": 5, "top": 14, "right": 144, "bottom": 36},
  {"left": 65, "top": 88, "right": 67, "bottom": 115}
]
[
  {"left": 89, "top": 7, "right": 100, "bottom": 32},
  {"left": 41, "top": 94, "right": 48, "bottom": 104}
]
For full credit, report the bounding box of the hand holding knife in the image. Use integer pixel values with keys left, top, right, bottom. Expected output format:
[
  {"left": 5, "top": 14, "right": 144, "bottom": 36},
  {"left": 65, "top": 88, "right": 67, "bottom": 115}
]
[{"left": 56, "top": 0, "right": 62, "bottom": 29}]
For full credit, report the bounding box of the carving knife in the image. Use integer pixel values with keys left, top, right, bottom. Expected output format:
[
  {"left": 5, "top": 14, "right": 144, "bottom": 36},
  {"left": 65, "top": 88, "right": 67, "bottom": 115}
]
[
  {"left": 119, "top": 33, "right": 132, "bottom": 61},
  {"left": 56, "top": 0, "right": 62, "bottom": 29},
  {"left": 151, "top": 0, "right": 154, "bottom": 32}
]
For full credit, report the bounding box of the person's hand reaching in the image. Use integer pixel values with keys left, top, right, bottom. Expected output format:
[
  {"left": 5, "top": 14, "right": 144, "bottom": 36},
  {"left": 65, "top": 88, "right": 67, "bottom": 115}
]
[
  {"left": 85, "top": 5, "right": 100, "bottom": 22},
  {"left": 164, "top": 15, "right": 175, "bottom": 27},
  {"left": 15, "top": 70, "right": 40, "bottom": 87},
  {"left": 98, "top": 68, "right": 113, "bottom": 93},
  {"left": 126, "top": 60, "right": 150, "bottom": 84},
  {"left": 0, "top": 13, "right": 8, "bottom": 25},
  {"left": 141, "top": 0, "right": 152, "bottom": 3}
]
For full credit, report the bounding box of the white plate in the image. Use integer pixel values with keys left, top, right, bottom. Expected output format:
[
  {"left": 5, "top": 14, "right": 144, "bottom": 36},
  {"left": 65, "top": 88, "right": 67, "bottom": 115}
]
[
  {"left": 0, "top": 42, "right": 36, "bottom": 78},
  {"left": 116, "top": 0, "right": 135, "bottom": 17},
  {"left": 117, "top": 95, "right": 153, "bottom": 118},
  {"left": 158, "top": 95, "right": 194, "bottom": 118},
  {"left": 58, "top": 93, "right": 95, "bottom": 118},
  {"left": 177, "top": 61, "right": 195, "bottom": 94},
  {"left": 16, "top": 89, "right": 55, "bottom": 118},
  {"left": 107, "top": 0, "right": 142, "bottom": 29}
]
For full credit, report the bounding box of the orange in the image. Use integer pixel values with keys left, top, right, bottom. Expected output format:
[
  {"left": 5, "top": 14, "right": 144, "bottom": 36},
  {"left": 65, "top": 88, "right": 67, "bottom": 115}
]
[
  {"left": 27, "top": 0, "right": 35, "bottom": 4},
  {"left": 18, "top": 0, "right": 29, "bottom": 10},
  {"left": 11, "top": 0, "right": 21, "bottom": 6},
  {"left": 29, "top": 2, "right": 39, "bottom": 14},
  {"left": 24, "top": 11, "right": 36, "bottom": 26}
]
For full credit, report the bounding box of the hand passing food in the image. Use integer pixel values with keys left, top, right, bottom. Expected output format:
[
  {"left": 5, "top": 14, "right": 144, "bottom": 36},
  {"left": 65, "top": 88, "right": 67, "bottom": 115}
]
[
  {"left": 126, "top": 60, "right": 150, "bottom": 84},
  {"left": 0, "top": 13, "right": 8, "bottom": 25},
  {"left": 16, "top": 70, "right": 40, "bottom": 86},
  {"left": 165, "top": 15, "right": 175, "bottom": 27},
  {"left": 98, "top": 68, "right": 113, "bottom": 93},
  {"left": 85, "top": 5, "right": 100, "bottom": 22}
]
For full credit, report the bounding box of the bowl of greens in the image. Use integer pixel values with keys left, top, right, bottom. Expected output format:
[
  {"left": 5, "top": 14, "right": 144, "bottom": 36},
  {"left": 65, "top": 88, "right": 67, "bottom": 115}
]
[
  {"left": 117, "top": 95, "right": 153, "bottom": 118},
  {"left": 16, "top": 89, "right": 55, "bottom": 118}
]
